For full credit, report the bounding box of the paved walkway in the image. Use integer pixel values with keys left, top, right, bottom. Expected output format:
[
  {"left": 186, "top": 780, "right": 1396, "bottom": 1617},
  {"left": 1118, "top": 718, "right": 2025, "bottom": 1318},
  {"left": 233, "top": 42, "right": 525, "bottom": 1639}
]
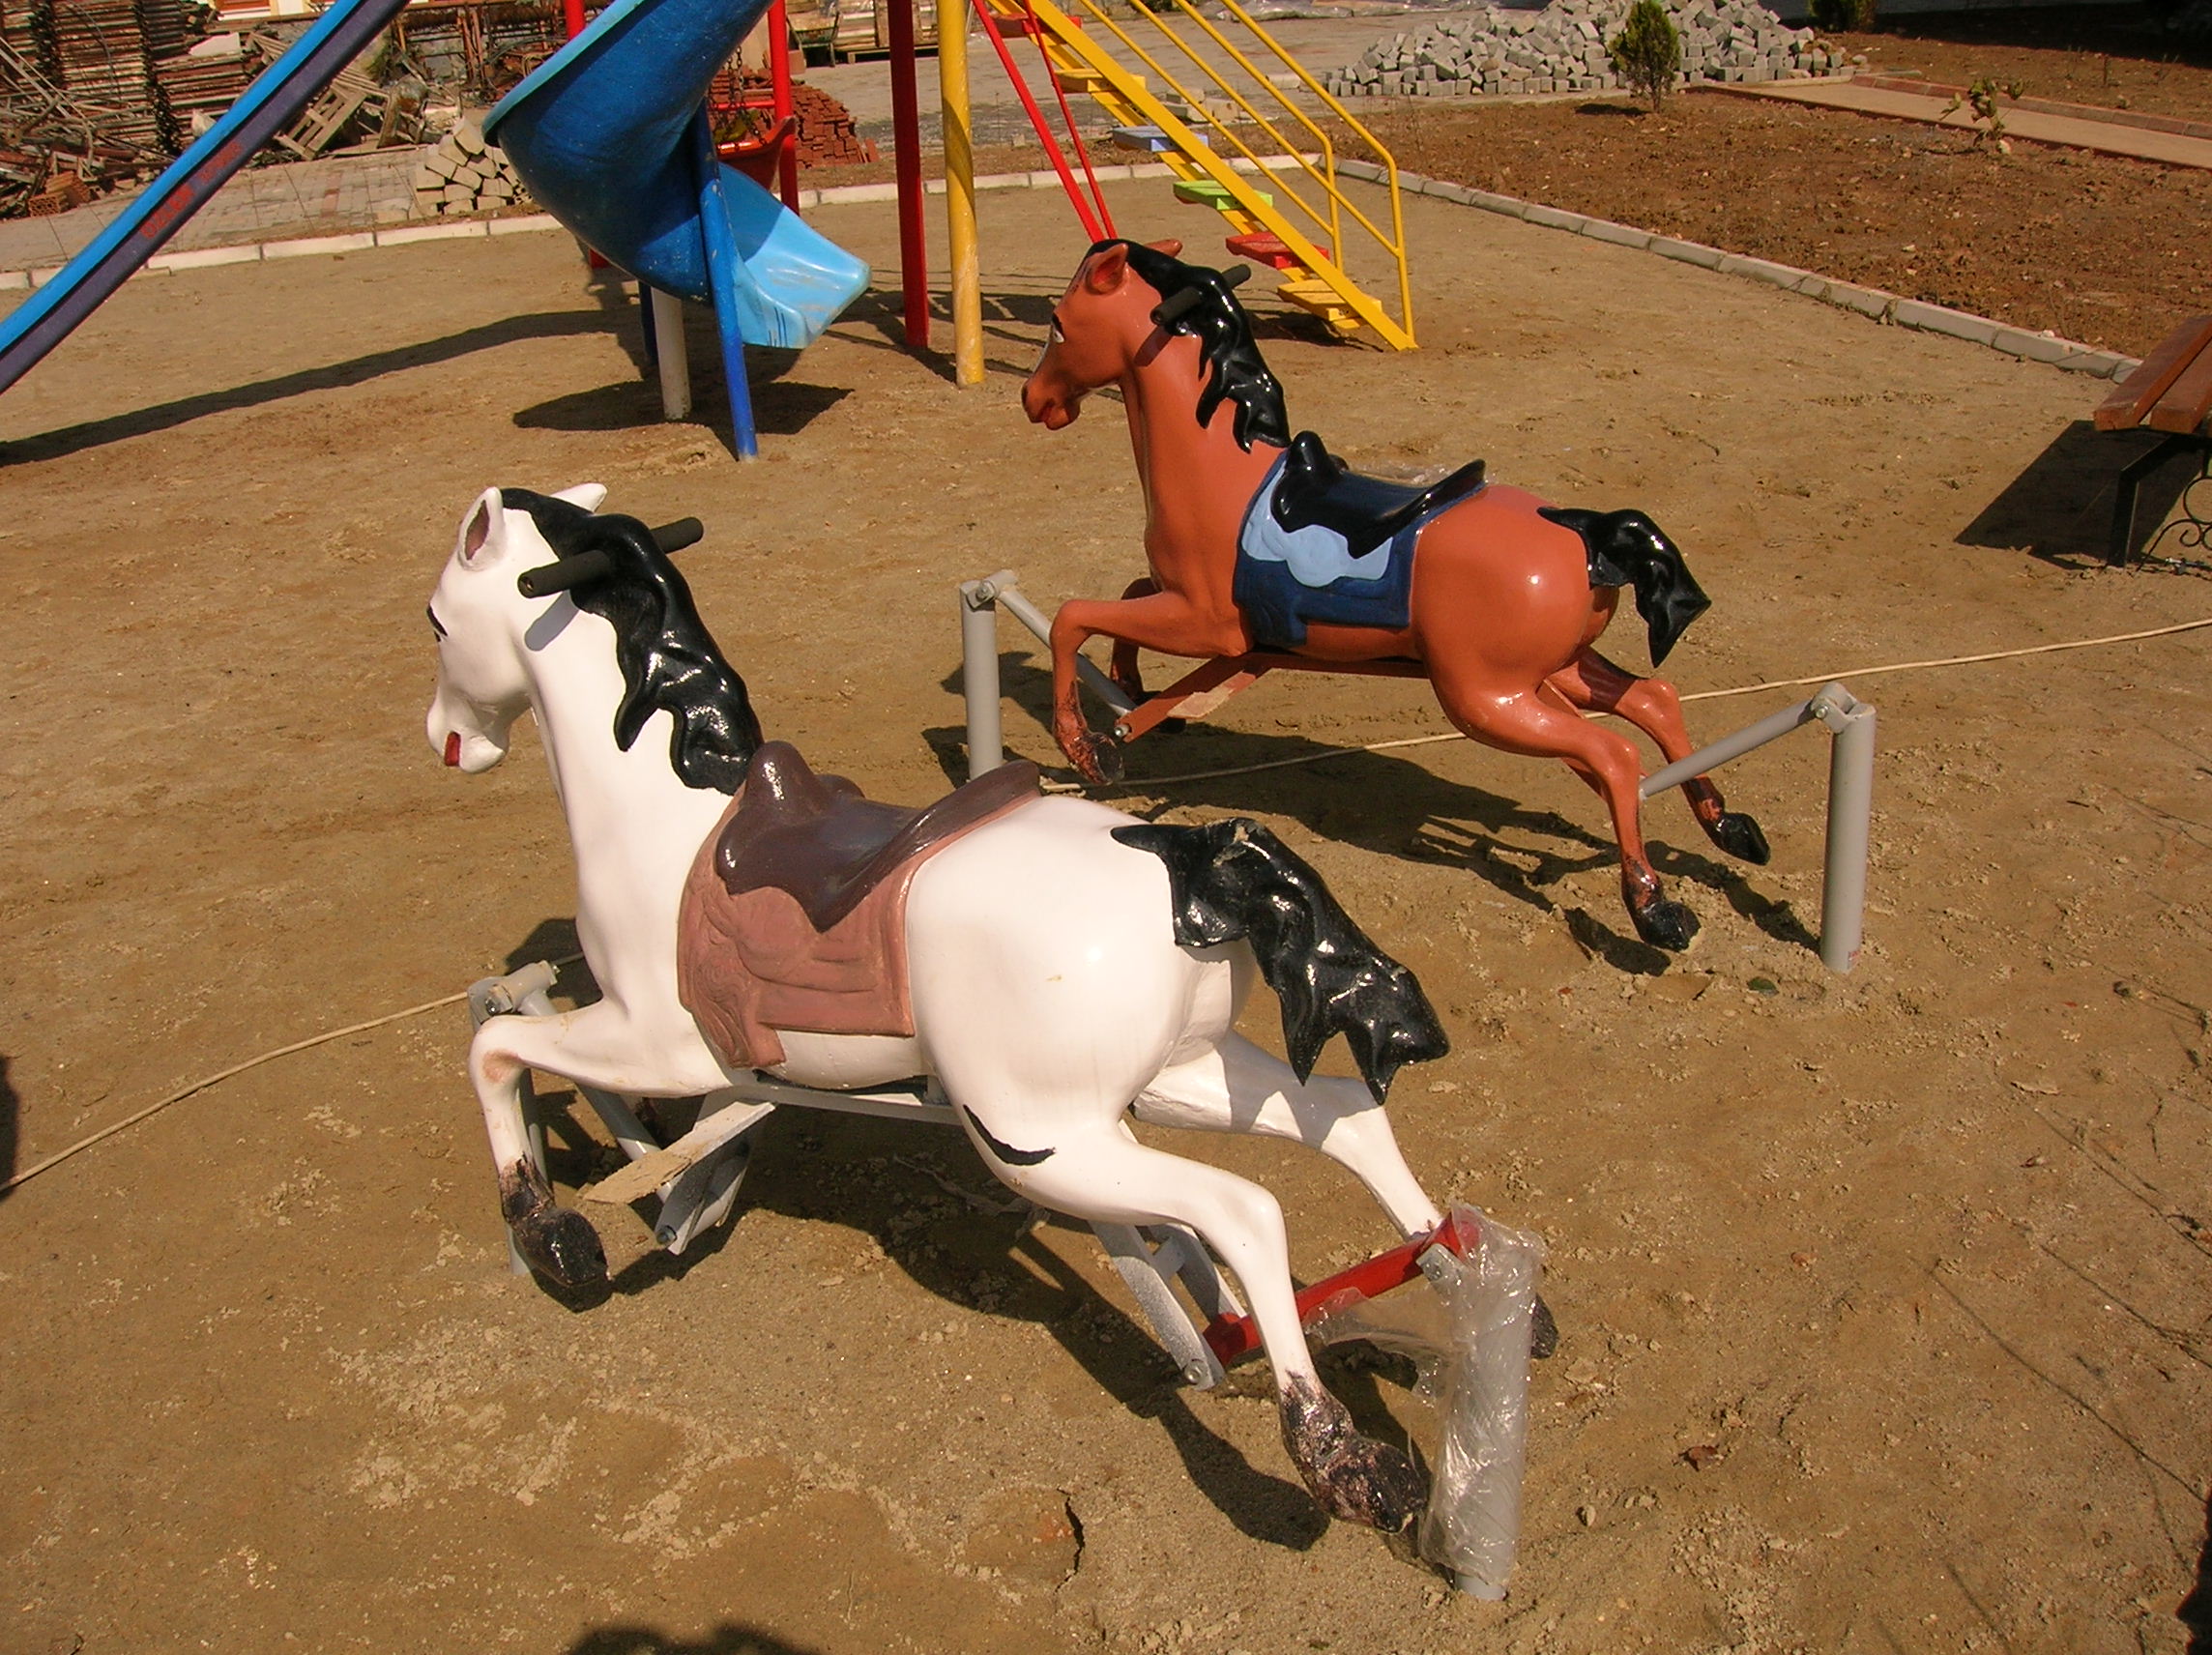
[
  {"left": 0, "top": 150, "right": 422, "bottom": 275},
  {"left": 1718, "top": 77, "right": 2212, "bottom": 169}
]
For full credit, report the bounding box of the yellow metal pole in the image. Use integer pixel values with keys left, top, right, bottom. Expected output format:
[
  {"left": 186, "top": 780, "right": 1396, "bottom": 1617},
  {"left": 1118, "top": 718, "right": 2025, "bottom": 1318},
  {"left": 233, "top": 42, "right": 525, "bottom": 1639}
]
[{"left": 939, "top": 0, "right": 983, "bottom": 387}]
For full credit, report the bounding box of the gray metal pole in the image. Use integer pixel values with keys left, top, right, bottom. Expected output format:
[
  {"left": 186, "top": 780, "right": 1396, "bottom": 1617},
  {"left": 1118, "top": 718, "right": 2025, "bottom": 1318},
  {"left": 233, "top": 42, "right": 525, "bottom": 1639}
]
[
  {"left": 650, "top": 289, "right": 691, "bottom": 421},
  {"left": 1818, "top": 697, "right": 1877, "bottom": 973},
  {"left": 1640, "top": 697, "right": 1815, "bottom": 800},
  {"left": 959, "top": 577, "right": 1005, "bottom": 777},
  {"left": 992, "top": 581, "right": 1135, "bottom": 714}
]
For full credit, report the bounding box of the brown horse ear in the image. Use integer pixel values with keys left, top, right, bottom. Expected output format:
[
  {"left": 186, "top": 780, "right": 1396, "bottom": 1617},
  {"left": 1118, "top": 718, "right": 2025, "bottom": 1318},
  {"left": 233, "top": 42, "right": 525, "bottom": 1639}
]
[
  {"left": 1147, "top": 238, "right": 1183, "bottom": 258},
  {"left": 1085, "top": 243, "right": 1130, "bottom": 295}
]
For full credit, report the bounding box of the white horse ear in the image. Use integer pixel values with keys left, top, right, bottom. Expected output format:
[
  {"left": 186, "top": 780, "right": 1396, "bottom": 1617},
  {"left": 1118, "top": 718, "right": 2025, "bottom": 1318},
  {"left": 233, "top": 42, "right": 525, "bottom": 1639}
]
[
  {"left": 553, "top": 483, "right": 609, "bottom": 512},
  {"left": 458, "top": 487, "right": 505, "bottom": 566}
]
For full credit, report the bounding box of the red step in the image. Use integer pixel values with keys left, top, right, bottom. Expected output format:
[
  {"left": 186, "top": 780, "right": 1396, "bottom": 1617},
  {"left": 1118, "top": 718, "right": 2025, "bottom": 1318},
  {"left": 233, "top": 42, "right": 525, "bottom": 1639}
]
[{"left": 1225, "top": 230, "right": 1330, "bottom": 271}]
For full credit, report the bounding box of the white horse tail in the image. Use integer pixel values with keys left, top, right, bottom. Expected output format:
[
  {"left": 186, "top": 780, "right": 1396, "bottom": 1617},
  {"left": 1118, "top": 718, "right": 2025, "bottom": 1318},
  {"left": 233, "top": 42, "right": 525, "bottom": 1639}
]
[{"left": 1110, "top": 819, "right": 1447, "bottom": 1101}]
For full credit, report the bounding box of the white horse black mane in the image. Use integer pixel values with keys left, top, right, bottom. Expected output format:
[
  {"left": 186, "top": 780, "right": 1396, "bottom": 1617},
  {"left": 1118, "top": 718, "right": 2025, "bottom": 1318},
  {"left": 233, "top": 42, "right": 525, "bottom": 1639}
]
[{"left": 501, "top": 486, "right": 763, "bottom": 793}]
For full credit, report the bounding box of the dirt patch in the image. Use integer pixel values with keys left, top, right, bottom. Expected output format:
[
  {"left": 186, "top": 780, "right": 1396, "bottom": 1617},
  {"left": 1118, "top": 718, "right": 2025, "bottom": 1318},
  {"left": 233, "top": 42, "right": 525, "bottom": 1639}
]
[
  {"left": 1345, "top": 91, "right": 2212, "bottom": 359},
  {"left": 1837, "top": 4, "right": 2212, "bottom": 125},
  {"left": 2, "top": 177, "right": 2209, "bottom": 1654}
]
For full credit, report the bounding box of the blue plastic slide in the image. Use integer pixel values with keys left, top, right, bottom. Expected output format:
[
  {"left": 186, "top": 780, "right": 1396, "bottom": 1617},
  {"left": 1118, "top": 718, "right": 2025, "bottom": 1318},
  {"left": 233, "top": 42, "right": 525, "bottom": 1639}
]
[
  {"left": 484, "top": 0, "right": 870, "bottom": 355},
  {"left": 0, "top": 0, "right": 416, "bottom": 397}
]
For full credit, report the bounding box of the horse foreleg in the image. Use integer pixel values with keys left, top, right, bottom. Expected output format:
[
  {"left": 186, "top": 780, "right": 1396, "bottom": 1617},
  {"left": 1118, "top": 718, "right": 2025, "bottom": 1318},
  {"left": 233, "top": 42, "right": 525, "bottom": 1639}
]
[
  {"left": 1548, "top": 650, "right": 1771, "bottom": 865},
  {"left": 468, "top": 1003, "right": 728, "bottom": 1290},
  {"left": 959, "top": 1107, "right": 1426, "bottom": 1531},
  {"left": 1434, "top": 675, "right": 1698, "bottom": 950},
  {"left": 1109, "top": 578, "right": 1159, "bottom": 704},
  {"left": 1048, "top": 591, "right": 1245, "bottom": 784},
  {"left": 1135, "top": 1034, "right": 1441, "bottom": 1237}
]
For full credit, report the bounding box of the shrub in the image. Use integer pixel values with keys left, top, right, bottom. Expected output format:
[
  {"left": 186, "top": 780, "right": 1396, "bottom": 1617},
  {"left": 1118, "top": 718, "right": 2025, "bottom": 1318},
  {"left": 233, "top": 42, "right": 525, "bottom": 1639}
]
[
  {"left": 1608, "top": 0, "right": 1682, "bottom": 113},
  {"left": 1810, "top": 0, "right": 1877, "bottom": 33}
]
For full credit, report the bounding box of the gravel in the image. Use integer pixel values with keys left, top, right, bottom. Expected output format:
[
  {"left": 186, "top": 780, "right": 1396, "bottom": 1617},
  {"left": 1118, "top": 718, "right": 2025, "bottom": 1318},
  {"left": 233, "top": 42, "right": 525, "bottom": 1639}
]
[{"left": 1322, "top": 0, "right": 1859, "bottom": 101}]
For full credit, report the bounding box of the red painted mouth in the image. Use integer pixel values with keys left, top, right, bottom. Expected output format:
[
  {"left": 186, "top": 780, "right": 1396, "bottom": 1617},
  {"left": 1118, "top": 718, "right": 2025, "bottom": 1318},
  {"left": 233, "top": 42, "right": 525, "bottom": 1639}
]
[{"left": 444, "top": 732, "right": 462, "bottom": 768}]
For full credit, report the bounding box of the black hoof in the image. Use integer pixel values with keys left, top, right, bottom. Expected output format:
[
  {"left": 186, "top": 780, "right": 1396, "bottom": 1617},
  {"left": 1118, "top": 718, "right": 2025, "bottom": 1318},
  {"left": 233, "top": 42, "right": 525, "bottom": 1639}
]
[
  {"left": 1629, "top": 895, "right": 1698, "bottom": 951},
  {"left": 1280, "top": 1373, "right": 1429, "bottom": 1532},
  {"left": 1312, "top": 1436, "right": 1428, "bottom": 1533},
  {"left": 1530, "top": 1294, "right": 1559, "bottom": 1360},
  {"left": 513, "top": 1205, "right": 608, "bottom": 1290},
  {"left": 1707, "top": 811, "right": 1771, "bottom": 865}
]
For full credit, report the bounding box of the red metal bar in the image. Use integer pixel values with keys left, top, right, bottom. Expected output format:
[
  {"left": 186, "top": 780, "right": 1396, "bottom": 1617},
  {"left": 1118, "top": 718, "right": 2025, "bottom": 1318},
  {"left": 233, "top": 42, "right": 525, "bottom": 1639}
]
[
  {"left": 887, "top": 0, "right": 929, "bottom": 347},
  {"left": 1025, "top": 0, "right": 1112, "bottom": 238},
  {"left": 968, "top": 0, "right": 1102, "bottom": 243},
  {"left": 563, "top": 0, "right": 585, "bottom": 37},
  {"left": 1201, "top": 1209, "right": 1477, "bottom": 1370},
  {"left": 768, "top": 0, "right": 800, "bottom": 211}
]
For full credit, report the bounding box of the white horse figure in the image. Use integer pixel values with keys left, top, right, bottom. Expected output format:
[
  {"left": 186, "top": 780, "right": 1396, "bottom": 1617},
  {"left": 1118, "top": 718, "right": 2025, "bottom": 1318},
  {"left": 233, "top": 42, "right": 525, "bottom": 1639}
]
[{"left": 423, "top": 483, "right": 1465, "bottom": 1530}]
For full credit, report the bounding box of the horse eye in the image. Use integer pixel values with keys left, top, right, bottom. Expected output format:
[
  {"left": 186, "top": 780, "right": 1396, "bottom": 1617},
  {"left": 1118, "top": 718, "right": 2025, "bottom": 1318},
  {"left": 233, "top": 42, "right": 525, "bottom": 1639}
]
[{"left": 427, "top": 604, "right": 448, "bottom": 639}]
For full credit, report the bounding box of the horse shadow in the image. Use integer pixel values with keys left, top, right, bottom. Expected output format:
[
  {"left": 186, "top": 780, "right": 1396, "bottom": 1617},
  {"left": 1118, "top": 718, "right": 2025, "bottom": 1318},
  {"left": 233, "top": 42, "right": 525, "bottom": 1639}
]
[
  {"left": 2183, "top": 1485, "right": 2212, "bottom": 1655},
  {"left": 0, "top": 1055, "right": 17, "bottom": 1205},
  {"left": 925, "top": 654, "right": 1810, "bottom": 973},
  {"left": 564, "top": 1624, "right": 819, "bottom": 1655},
  {"left": 1957, "top": 419, "right": 2197, "bottom": 567}
]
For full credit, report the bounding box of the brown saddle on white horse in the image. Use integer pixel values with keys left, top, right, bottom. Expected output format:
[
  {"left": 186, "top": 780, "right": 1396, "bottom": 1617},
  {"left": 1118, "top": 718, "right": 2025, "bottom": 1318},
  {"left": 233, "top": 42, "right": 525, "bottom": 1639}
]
[{"left": 676, "top": 742, "right": 1040, "bottom": 1068}]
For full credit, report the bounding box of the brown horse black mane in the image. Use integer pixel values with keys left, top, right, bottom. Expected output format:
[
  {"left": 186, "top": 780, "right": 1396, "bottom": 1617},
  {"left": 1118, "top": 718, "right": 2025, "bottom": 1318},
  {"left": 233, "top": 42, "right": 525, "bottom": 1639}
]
[{"left": 1102, "top": 239, "right": 1290, "bottom": 453}]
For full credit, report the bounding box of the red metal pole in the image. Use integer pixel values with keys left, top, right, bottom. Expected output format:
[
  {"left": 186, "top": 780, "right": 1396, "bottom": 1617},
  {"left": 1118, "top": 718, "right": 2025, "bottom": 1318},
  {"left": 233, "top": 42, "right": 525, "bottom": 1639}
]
[
  {"left": 768, "top": 0, "right": 800, "bottom": 211},
  {"left": 563, "top": 0, "right": 585, "bottom": 39},
  {"left": 887, "top": 0, "right": 928, "bottom": 349}
]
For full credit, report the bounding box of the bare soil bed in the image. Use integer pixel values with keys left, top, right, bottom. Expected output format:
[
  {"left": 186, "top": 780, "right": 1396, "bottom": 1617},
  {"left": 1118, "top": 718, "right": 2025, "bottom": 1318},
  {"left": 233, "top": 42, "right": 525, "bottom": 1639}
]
[
  {"left": 1347, "top": 86, "right": 2212, "bottom": 361},
  {"left": 1, "top": 175, "right": 2209, "bottom": 1655}
]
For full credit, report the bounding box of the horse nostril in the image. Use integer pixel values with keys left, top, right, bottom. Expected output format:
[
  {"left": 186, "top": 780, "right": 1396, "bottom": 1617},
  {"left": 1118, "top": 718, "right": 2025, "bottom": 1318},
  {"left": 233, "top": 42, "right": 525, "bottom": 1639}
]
[{"left": 445, "top": 732, "right": 462, "bottom": 768}]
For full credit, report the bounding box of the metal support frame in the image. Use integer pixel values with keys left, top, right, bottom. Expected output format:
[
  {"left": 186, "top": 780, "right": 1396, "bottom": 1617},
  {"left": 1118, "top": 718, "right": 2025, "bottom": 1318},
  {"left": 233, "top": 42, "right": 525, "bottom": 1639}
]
[
  {"left": 461, "top": 962, "right": 1273, "bottom": 1376},
  {"left": 2109, "top": 431, "right": 2212, "bottom": 565},
  {"left": 959, "top": 572, "right": 1879, "bottom": 972}
]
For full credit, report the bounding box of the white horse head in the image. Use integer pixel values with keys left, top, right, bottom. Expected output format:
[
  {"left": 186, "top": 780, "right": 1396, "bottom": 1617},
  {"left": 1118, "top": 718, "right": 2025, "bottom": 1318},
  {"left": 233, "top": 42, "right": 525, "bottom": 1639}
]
[{"left": 424, "top": 482, "right": 608, "bottom": 773}]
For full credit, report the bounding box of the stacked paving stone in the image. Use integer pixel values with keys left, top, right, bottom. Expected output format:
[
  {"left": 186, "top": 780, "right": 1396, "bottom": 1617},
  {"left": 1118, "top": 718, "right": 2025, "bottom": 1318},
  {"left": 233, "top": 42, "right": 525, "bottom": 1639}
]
[
  {"left": 411, "top": 115, "right": 525, "bottom": 216},
  {"left": 1323, "top": 0, "right": 1853, "bottom": 100}
]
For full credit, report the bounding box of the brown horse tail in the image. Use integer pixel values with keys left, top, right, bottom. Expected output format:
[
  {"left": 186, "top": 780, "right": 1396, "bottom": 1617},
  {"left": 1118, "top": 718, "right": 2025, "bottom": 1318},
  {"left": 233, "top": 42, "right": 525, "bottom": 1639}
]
[
  {"left": 1111, "top": 818, "right": 1449, "bottom": 1102},
  {"left": 1538, "top": 507, "right": 1713, "bottom": 666}
]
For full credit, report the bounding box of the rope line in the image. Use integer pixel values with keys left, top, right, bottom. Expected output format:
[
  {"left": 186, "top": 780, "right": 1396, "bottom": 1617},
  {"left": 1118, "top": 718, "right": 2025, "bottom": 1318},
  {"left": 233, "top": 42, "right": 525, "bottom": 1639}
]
[
  {"left": 1082, "top": 615, "right": 2212, "bottom": 791},
  {"left": 9, "top": 615, "right": 2207, "bottom": 1192},
  {"left": 1, "top": 954, "right": 583, "bottom": 1196}
]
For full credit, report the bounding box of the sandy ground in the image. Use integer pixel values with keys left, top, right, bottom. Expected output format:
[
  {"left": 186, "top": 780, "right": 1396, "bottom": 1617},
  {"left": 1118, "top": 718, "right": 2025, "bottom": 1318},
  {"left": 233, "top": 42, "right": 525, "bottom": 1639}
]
[{"left": 2, "top": 180, "right": 2208, "bottom": 1655}]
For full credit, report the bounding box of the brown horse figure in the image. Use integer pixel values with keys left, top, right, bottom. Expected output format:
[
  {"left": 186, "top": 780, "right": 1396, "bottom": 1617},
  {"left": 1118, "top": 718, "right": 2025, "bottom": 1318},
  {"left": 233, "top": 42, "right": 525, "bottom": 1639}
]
[{"left": 1022, "top": 238, "right": 1770, "bottom": 950}]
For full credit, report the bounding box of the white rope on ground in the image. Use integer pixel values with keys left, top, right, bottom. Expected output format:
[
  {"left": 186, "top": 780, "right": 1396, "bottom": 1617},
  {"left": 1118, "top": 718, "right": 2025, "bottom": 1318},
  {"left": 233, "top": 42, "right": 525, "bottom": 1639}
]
[
  {"left": 0, "top": 953, "right": 585, "bottom": 1196},
  {"left": 10, "top": 615, "right": 2209, "bottom": 1192},
  {"left": 1084, "top": 615, "right": 2212, "bottom": 791}
]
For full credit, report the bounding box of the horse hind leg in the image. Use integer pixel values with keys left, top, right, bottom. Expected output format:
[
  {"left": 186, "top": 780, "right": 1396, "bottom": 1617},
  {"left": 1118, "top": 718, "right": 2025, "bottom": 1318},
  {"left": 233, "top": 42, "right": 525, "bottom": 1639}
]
[
  {"left": 1433, "top": 672, "right": 1699, "bottom": 950},
  {"left": 1135, "top": 1033, "right": 1441, "bottom": 1237},
  {"left": 1549, "top": 649, "right": 1771, "bottom": 867},
  {"left": 957, "top": 1105, "right": 1427, "bottom": 1531}
]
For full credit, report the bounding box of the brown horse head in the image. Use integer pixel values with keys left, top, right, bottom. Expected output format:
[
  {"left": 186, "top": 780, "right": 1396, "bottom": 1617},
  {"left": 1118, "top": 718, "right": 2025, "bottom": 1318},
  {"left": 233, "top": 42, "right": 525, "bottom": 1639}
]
[{"left": 1022, "top": 238, "right": 1187, "bottom": 430}]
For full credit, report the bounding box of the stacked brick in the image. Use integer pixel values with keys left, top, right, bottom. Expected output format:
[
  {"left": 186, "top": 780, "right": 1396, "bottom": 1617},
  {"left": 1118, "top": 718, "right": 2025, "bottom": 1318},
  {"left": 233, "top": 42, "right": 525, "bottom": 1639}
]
[
  {"left": 411, "top": 114, "right": 525, "bottom": 215},
  {"left": 708, "top": 69, "right": 876, "bottom": 168},
  {"left": 1323, "top": 0, "right": 1857, "bottom": 101}
]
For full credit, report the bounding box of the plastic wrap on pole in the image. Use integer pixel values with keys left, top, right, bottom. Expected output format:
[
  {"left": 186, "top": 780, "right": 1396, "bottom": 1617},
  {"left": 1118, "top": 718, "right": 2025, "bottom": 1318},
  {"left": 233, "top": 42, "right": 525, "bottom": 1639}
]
[
  {"left": 1418, "top": 1207, "right": 1543, "bottom": 1596},
  {"left": 1307, "top": 1204, "right": 1543, "bottom": 1599}
]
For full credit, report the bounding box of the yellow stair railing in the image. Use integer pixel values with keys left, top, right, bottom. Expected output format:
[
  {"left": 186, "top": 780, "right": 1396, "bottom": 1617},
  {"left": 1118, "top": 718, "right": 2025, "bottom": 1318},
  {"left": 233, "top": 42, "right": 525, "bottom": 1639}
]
[{"left": 975, "top": 0, "right": 1416, "bottom": 349}]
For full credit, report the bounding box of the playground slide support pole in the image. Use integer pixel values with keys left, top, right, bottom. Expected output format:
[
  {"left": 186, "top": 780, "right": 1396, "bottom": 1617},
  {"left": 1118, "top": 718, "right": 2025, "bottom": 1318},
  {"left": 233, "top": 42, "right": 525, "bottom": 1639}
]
[
  {"left": 888, "top": 0, "right": 930, "bottom": 349},
  {"left": 650, "top": 288, "right": 692, "bottom": 420},
  {"left": 769, "top": 0, "right": 800, "bottom": 211},
  {"left": 563, "top": 0, "right": 585, "bottom": 36},
  {"left": 940, "top": 0, "right": 984, "bottom": 385},
  {"left": 690, "top": 109, "right": 761, "bottom": 458}
]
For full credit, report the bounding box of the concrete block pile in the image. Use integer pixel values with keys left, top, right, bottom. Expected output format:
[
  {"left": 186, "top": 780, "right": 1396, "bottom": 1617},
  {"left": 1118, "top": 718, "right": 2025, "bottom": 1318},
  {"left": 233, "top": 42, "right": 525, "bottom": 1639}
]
[
  {"left": 411, "top": 117, "right": 525, "bottom": 218},
  {"left": 1322, "top": 0, "right": 1859, "bottom": 100}
]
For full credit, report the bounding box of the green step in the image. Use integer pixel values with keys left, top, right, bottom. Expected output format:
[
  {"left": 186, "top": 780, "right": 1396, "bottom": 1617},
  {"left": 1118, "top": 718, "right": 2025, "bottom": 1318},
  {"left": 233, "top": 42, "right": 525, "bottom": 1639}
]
[{"left": 1171, "top": 178, "right": 1270, "bottom": 209}]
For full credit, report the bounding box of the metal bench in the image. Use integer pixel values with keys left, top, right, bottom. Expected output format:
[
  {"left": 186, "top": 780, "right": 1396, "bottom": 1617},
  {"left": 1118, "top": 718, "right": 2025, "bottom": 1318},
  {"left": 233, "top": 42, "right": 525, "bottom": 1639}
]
[{"left": 2097, "top": 315, "right": 2212, "bottom": 564}]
